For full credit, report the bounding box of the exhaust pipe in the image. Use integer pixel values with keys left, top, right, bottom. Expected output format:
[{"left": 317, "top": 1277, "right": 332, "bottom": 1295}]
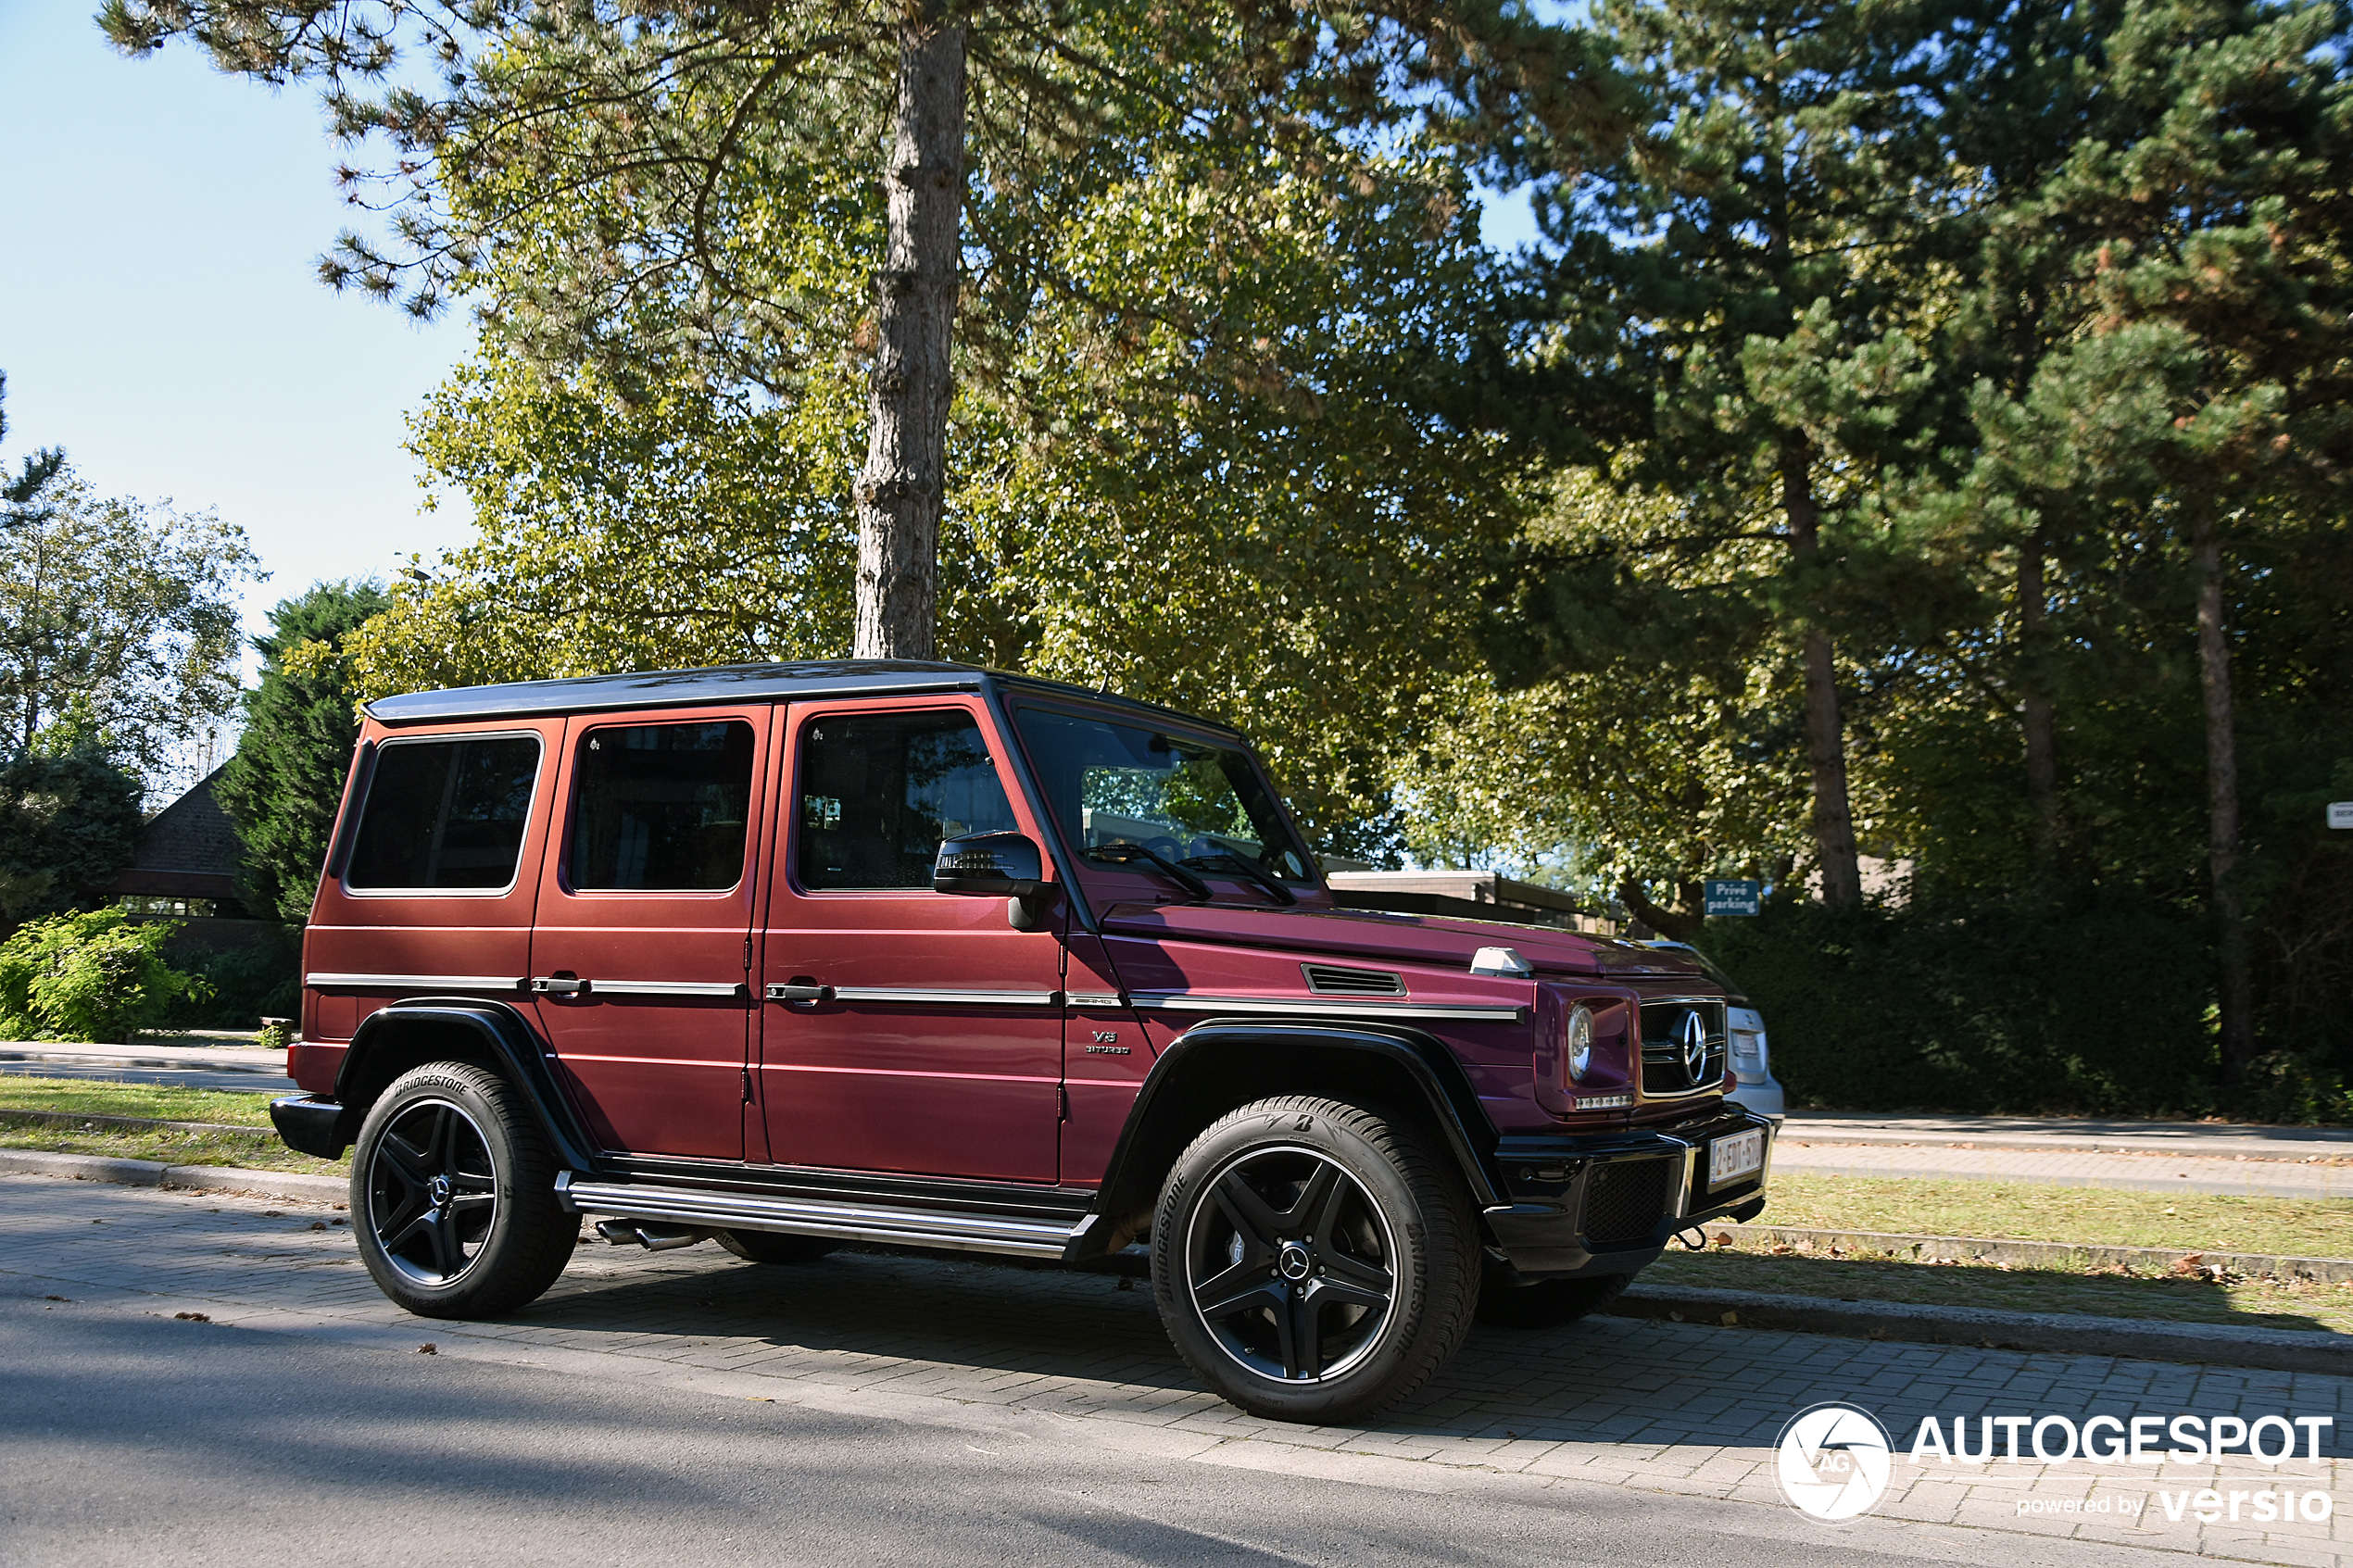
[{"left": 593, "top": 1219, "right": 711, "bottom": 1251}]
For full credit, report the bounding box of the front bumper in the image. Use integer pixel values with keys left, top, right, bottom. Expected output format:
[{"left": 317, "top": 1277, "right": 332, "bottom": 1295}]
[{"left": 1480, "top": 1103, "right": 1773, "bottom": 1280}]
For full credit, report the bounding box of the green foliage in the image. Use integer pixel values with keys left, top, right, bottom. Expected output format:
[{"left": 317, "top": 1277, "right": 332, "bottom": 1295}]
[
  {"left": 0, "top": 909, "right": 209, "bottom": 1044},
  {"left": 0, "top": 467, "right": 258, "bottom": 796},
  {"left": 163, "top": 934, "right": 301, "bottom": 1030},
  {"left": 215, "top": 581, "right": 388, "bottom": 922},
  {"left": 0, "top": 746, "right": 144, "bottom": 922},
  {"left": 1702, "top": 896, "right": 2215, "bottom": 1118}
]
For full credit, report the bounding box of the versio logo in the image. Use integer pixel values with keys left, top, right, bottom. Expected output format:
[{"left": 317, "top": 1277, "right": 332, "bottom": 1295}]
[{"left": 1776, "top": 1403, "right": 1895, "bottom": 1523}]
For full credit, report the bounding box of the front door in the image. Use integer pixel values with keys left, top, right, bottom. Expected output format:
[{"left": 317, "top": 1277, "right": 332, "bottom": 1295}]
[
  {"left": 528, "top": 709, "right": 768, "bottom": 1160},
  {"left": 756, "top": 699, "right": 1063, "bottom": 1182}
]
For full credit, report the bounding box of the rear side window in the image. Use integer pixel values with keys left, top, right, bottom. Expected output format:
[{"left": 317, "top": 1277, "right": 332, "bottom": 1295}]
[
  {"left": 797, "top": 710, "right": 1017, "bottom": 890},
  {"left": 568, "top": 721, "right": 756, "bottom": 891},
  {"left": 346, "top": 735, "right": 542, "bottom": 891}
]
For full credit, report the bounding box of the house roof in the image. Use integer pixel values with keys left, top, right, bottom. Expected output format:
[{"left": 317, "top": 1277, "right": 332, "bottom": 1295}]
[{"left": 106, "top": 766, "right": 245, "bottom": 903}]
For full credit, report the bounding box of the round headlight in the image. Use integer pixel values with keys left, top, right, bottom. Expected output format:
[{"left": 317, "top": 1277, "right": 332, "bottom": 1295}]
[{"left": 1566, "top": 1003, "right": 1594, "bottom": 1082}]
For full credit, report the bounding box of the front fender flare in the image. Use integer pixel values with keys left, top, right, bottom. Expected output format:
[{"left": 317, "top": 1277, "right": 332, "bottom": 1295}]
[{"left": 1072, "top": 1020, "right": 1504, "bottom": 1262}]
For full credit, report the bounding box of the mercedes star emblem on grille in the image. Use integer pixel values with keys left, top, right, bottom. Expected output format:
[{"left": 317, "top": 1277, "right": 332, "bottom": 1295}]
[{"left": 1679, "top": 1010, "right": 1709, "bottom": 1084}]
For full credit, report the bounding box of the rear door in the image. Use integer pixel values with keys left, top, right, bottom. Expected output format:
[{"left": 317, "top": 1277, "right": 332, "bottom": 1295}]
[{"left": 527, "top": 709, "right": 769, "bottom": 1160}]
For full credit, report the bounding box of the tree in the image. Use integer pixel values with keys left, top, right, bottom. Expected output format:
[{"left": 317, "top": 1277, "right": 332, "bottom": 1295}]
[
  {"left": 1, "top": 371, "right": 67, "bottom": 524},
  {"left": 1931, "top": 0, "right": 2353, "bottom": 1074},
  {"left": 0, "top": 470, "right": 259, "bottom": 796},
  {"left": 0, "top": 746, "right": 144, "bottom": 922},
  {"left": 100, "top": 0, "right": 1619, "bottom": 660},
  {"left": 216, "top": 580, "right": 389, "bottom": 922},
  {"left": 1496, "top": 0, "right": 1973, "bottom": 910},
  {"left": 340, "top": 126, "right": 1533, "bottom": 847}
]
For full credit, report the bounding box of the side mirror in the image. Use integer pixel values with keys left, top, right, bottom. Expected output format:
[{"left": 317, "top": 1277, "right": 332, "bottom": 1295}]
[{"left": 933, "top": 832, "right": 1046, "bottom": 898}]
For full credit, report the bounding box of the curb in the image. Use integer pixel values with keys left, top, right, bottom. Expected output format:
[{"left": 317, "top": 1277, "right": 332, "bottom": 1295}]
[
  {"left": 1718, "top": 1223, "right": 2353, "bottom": 1284},
  {"left": 0, "top": 1148, "right": 345, "bottom": 1203},
  {"left": 1610, "top": 1282, "right": 2353, "bottom": 1375}
]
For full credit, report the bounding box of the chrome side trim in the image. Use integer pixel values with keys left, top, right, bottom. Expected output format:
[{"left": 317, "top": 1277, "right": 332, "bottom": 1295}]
[
  {"left": 1065, "top": 991, "right": 1125, "bottom": 1009},
  {"left": 590, "top": 981, "right": 748, "bottom": 999},
  {"left": 1129, "top": 992, "right": 1525, "bottom": 1024},
  {"left": 828, "top": 986, "right": 1061, "bottom": 1007},
  {"left": 556, "top": 1173, "right": 1079, "bottom": 1259},
  {"left": 306, "top": 972, "right": 522, "bottom": 992}
]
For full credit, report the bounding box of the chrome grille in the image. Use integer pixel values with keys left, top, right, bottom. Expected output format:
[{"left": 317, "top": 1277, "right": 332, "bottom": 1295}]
[{"left": 1638, "top": 999, "right": 1728, "bottom": 1096}]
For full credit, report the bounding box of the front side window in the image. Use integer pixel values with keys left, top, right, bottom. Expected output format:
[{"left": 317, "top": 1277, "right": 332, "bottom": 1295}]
[
  {"left": 1011, "top": 708, "right": 1314, "bottom": 884},
  {"left": 569, "top": 721, "right": 756, "bottom": 892},
  {"left": 796, "top": 709, "right": 1018, "bottom": 890},
  {"left": 346, "top": 735, "right": 541, "bottom": 891}
]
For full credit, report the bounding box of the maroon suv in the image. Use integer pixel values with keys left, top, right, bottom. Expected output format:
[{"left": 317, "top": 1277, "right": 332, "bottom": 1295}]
[{"left": 271, "top": 660, "right": 1771, "bottom": 1421}]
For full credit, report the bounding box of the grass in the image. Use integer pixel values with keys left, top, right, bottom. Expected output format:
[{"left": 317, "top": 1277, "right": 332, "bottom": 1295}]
[
  {"left": 0, "top": 1119, "right": 347, "bottom": 1175},
  {"left": 0, "top": 1074, "right": 343, "bottom": 1174},
  {"left": 0, "top": 1075, "right": 278, "bottom": 1127},
  {"left": 1647, "top": 1246, "right": 2353, "bottom": 1336},
  {"left": 1752, "top": 1171, "right": 2353, "bottom": 1260}
]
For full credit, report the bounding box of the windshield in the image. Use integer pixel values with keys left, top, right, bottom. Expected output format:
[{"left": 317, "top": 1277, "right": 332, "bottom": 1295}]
[{"left": 1011, "top": 706, "right": 1315, "bottom": 887}]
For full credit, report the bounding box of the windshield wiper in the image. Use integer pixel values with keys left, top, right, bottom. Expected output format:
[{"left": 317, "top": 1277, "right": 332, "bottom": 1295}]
[
  {"left": 1178, "top": 852, "right": 1298, "bottom": 906},
  {"left": 1085, "top": 841, "right": 1213, "bottom": 900}
]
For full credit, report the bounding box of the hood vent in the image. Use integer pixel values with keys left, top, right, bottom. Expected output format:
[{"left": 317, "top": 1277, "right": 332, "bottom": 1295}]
[{"left": 1301, "top": 963, "right": 1407, "bottom": 997}]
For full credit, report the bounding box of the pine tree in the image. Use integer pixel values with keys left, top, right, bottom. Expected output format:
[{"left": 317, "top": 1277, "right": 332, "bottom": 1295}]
[
  {"left": 215, "top": 582, "right": 387, "bottom": 922},
  {"left": 1507, "top": 0, "right": 1969, "bottom": 912}
]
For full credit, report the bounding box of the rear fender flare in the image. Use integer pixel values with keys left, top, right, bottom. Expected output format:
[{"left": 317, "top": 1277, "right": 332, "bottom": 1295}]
[
  {"left": 1074, "top": 1021, "right": 1503, "bottom": 1262},
  {"left": 329, "top": 999, "right": 599, "bottom": 1171}
]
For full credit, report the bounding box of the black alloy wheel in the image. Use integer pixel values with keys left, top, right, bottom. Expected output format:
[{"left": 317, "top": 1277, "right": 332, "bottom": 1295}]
[
  {"left": 1184, "top": 1146, "right": 1397, "bottom": 1383},
  {"left": 350, "top": 1062, "right": 573, "bottom": 1318},
  {"left": 1152, "top": 1095, "right": 1478, "bottom": 1424},
  {"left": 368, "top": 1097, "right": 499, "bottom": 1287}
]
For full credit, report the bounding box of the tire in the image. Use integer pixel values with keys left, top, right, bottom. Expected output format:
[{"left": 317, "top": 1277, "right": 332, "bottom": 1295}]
[
  {"left": 1151, "top": 1095, "right": 1478, "bottom": 1424},
  {"left": 350, "top": 1062, "right": 574, "bottom": 1319},
  {"left": 715, "top": 1230, "right": 840, "bottom": 1265},
  {"left": 1476, "top": 1269, "right": 1632, "bottom": 1329}
]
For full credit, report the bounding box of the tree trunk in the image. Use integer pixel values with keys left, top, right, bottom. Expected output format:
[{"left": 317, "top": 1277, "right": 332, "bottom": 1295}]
[
  {"left": 852, "top": 11, "right": 966, "bottom": 661},
  {"left": 1781, "top": 434, "right": 1862, "bottom": 908},
  {"left": 2192, "top": 507, "right": 2255, "bottom": 1080},
  {"left": 1617, "top": 878, "right": 1704, "bottom": 943},
  {"left": 2019, "top": 530, "right": 2061, "bottom": 872}
]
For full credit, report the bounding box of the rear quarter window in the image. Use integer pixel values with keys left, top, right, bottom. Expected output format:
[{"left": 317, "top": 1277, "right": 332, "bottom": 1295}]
[{"left": 345, "top": 734, "right": 542, "bottom": 892}]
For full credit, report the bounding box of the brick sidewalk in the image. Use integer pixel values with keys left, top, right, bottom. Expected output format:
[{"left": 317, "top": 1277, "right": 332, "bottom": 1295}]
[{"left": 1, "top": 1173, "right": 2342, "bottom": 1564}]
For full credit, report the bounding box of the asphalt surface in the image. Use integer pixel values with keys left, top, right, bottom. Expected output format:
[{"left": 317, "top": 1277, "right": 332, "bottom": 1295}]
[
  {"left": 3, "top": 1174, "right": 2343, "bottom": 1568},
  {"left": 0, "top": 1294, "right": 2214, "bottom": 1568}
]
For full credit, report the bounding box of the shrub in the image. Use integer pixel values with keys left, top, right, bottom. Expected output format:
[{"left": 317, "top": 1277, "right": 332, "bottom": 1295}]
[
  {"left": 1699, "top": 891, "right": 2217, "bottom": 1119},
  {"left": 164, "top": 934, "right": 301, "bottom": 1029},
  {"left": 0, "top": 909, "right": 211, "bottom": 1043}
]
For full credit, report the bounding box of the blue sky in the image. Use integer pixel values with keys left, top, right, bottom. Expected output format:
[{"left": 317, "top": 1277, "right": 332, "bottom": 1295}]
[{"left": 0, "top": 3, "right": 476, "bottom": 646}]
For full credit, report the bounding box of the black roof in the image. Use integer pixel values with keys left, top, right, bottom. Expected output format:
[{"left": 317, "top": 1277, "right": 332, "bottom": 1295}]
[{"left": 363, "top": 659, "right": 1242, "bottom": 735}]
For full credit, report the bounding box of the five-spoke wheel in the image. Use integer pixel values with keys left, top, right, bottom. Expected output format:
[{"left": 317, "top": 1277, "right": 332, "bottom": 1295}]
[
  {"left": 1183, "top": 1146, "right": 1398, "bottom": 1383},
  {"left": 351, "top": 1062, "right": 573, "bottom": 1318},
  {"left": 1152, "top": 1096, "right": 1477, "bottom": 1424}
]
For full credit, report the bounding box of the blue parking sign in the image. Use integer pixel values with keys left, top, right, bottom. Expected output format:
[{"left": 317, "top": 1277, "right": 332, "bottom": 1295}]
[{"left": 1705, "top": 879, "right": 1760, "bottom": 917}]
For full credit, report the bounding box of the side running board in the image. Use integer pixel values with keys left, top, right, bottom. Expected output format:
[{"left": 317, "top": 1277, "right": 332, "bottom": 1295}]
[{"left": 555, "top": 1173, "right": 1085, "bottom": 1260}]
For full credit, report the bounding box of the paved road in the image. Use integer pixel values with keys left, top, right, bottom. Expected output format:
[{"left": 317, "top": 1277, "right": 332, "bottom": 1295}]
[
  {"left": 0, "top": 1173, "right": 2341, "bottom": 1566},
  {"left": 0, "top": 1041, "right": 295, "bottom": 1095}
]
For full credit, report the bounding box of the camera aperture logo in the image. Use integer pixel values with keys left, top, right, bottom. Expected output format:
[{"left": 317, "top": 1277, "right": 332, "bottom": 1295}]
[{"left": 1776, "top": 1403, "right": 1895, "bottom": 1523}]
